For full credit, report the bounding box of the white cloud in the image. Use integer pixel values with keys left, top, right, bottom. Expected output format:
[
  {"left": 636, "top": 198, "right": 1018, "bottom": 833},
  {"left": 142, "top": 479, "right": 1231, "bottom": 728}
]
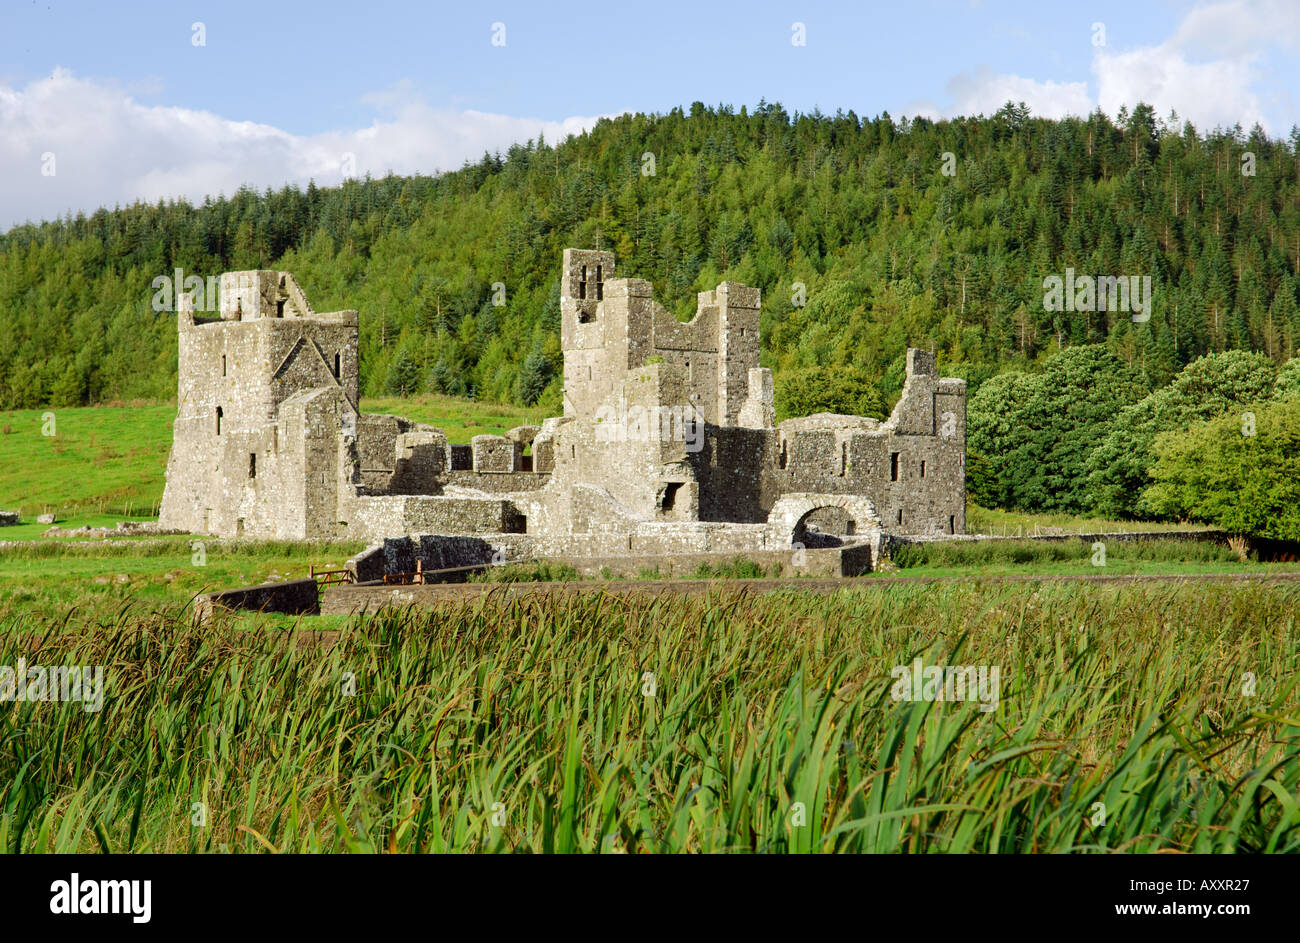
[
  {"left": 917, "top": 0, "right": 1297, "bottom": 134},
  {"left": 1169, "top": 0, "right": 1300, "bottom": 58},
  {"left": 1092, "top": 43, "right": 1267, "bottom": 133},
  {"left": 1090, "top": 0, "right": 1300, "bottom": 133},
  {"left": 941, "top": 66, "right": 1092, "bottom": 120},
  {"left": 0, "top": 69, "right": 611, "bottom": 230}
]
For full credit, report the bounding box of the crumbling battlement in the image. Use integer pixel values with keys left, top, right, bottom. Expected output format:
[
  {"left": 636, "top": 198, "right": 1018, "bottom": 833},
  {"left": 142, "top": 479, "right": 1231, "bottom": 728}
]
[{"left": 160, "top": 254, "right": 966, "bottom": 553}]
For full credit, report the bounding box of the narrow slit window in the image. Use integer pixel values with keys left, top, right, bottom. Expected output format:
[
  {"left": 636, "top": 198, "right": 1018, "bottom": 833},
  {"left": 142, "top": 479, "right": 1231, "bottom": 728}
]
[
  {"left": 249, "top": 453, "right": 257, "bottom": 479},
  {"left": 333, "top": 352, "right": 341, "bottom": 380},
  {"left": 221, "top": 354, "right": 227, "bottom": 377},
  {"left": 578, "top": 265, "right": 587, "bottom": 300},
  {"left": 920, "top": 460, "right": 926, "bottom": 478},
  {"left": 841, "top": 442, "right": 847, "bottom": 476},
  {"left": 661, "top": 482, "right": 682, "bottom": 511},
  {"left": 890, "top": 452, "right": 900, "bottom": 481},
  {"left": 216, "top": 406, "right": 223, "bottom": 436},
  {"left": 897, "top": 508, "right": 903, "bottom": 525},
  {"left": 595, "top": 265, "right": 603, "bottom": 300},
  {"left": 779, "top": 439, "right": 788, "bottom": 470}
]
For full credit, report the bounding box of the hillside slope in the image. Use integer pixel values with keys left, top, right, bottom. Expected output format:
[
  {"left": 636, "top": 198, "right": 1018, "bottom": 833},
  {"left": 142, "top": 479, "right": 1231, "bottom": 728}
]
[{"left": 3, "top": 101, "right": 1299, "bottom": 412}]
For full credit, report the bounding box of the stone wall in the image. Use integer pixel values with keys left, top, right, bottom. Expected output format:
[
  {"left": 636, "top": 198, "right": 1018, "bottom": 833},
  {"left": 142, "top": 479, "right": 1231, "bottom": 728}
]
[
  {"left": 160, "top": 272, "right": 361, "bottom": 538},
  {"left": 196, "top": 577, "right": 319, "bottom": 619}
]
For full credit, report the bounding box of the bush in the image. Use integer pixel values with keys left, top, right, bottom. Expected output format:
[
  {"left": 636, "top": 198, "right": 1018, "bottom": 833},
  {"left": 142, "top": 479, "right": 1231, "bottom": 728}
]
[
  {"left": 967, "top": 346, "right": 1145, "bottom": 513},
  {"left": 1087, "top": 350, "right": 1279, "bottom": 518},
  {"left": 1145, "top": 398, "right": 1300, "bottom": 539},
  {"left": 775, "top": 365, "right": 885, "bottom": 421}
]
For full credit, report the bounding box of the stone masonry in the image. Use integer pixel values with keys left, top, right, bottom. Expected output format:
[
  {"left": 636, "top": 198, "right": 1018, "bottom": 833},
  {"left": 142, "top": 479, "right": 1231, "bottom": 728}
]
[{"left": 159, "top": 253, "right": 967, "bottom": 567}]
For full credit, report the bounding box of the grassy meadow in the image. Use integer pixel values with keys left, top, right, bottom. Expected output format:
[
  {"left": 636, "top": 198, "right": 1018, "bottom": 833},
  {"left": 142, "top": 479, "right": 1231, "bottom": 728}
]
[
  {"left": 885, "top": 536, "right": 1300, "bottom": 577},
  {"left": 1, "top": 581, "right": 1297, "bottom": 853},
  {"left": 0, "top": 537, "right": 364, "bottom": 625}
]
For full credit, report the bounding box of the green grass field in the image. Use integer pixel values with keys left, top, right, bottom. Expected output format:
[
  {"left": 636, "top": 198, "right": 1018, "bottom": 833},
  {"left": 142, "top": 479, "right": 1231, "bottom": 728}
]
[
  {"left": 0, "top": 406, "right": 174, "bottom": 519},
  {"left": 964, "top": 505, "right": 1215, "bottom": 535},
  {"left": 2, "top": 581, "right": 1297, "bottom": 853},
  {"left": 882, "top": 536, "right": 1300, "bottom": 577},
  {"left": 0, "top": 537, "right": 364, "bottom": 625},
  {"left": 361, "top": 394, "right": 546, "bottom": 443}
]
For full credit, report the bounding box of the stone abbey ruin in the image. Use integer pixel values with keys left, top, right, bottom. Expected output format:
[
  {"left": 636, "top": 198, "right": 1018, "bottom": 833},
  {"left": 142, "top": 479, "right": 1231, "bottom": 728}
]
[{"left": 159, "top": 250, "right": 967, "bottom": 575}]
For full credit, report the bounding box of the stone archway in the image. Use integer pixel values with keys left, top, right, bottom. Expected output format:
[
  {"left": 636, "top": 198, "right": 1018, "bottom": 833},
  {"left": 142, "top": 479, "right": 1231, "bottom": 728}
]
[
  {"left": 766, "top": 493, "right": 883, "bottom": 557},
  {"left": 794, "top": 505, "right": 854, "bottom": 547}
]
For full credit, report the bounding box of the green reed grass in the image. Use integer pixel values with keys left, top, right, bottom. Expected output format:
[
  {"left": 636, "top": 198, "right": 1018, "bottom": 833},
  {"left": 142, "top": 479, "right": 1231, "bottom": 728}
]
[{"left": 1, "top": 580, "right": 1297, "bottom": 853}]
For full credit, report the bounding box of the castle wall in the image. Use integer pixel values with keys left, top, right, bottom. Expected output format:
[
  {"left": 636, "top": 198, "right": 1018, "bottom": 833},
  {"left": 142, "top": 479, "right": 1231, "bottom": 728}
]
[
  {"left": 766, "top": 349, "right": 967, "bottom": 537},
  {"left": 161, "top": 257, "right": 967, "bottom": 547},
  {"left": 161, "top": 275, "right": 360, "bottom": 538}
]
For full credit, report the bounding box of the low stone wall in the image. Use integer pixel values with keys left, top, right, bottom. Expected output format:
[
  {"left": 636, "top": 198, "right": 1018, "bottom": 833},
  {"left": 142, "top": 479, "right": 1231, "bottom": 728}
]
[
  {"left": 196, "top": 578, "right": 319, "bottom": 619},
  {"left": 554, "top": 543, "right": 870, "bottom": 578},
  {"left": 447, "top": 471, "right": 550, "bottom": 493},
  {"left": 321, "top": 577, "right": 862, "bottom": 615},
  {"left": 369, "top": 533, "right": 875, "bottom": 580},
  {"left": 346, "top": 495, "right": 525, "bottom": 538},
  {"left": 380, "top": 534, "right": 502, "bottom": 575},
  {"left": 346, "top": 542, "right": 386, "bottom": 582}
]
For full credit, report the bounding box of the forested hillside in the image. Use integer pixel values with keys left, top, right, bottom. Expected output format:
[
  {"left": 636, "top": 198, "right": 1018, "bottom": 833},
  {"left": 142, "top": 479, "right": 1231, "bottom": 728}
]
[{"left": 4, "top": 100, "right": 1300, "bottom": 414}]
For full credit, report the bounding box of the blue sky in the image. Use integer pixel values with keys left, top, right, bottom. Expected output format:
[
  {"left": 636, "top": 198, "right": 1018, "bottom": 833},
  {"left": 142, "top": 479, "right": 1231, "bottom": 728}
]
[{"left": 1, "top": 0, "right": 1298, "bottom": 228}]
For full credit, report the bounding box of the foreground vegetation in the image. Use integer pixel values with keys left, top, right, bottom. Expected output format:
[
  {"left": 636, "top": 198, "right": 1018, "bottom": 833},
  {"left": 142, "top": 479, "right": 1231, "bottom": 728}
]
[{"left": 2, "top": 581, "right": 1296, "bottom": 853}]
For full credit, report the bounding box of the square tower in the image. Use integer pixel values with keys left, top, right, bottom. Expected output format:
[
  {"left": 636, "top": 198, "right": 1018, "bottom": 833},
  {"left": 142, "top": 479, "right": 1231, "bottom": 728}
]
[
  {"left": 560, "top": 249, "right": 619, "bottom": 418},
  {"left": 560, "top": 249, "right": 615, "bottom": 330}
]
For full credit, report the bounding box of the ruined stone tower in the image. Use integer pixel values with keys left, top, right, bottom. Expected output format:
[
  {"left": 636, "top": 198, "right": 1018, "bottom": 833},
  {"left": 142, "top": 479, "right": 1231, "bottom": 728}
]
[
  {"left": 560, "top": 248, "right": 761, "bottom": 426},
  {"left": 159, "top": 271, "right": 360, "bottom": 537}
]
